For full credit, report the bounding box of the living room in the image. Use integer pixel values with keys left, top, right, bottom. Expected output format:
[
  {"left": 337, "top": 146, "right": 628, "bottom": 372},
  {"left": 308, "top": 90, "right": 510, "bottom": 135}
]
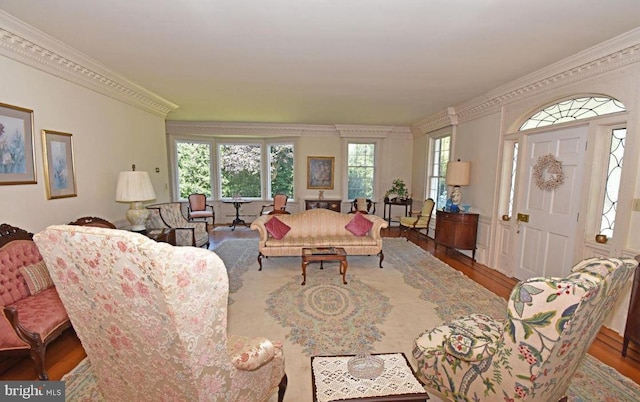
[{"left": 2, "top": 2, "right": 640, "bottom": 401}]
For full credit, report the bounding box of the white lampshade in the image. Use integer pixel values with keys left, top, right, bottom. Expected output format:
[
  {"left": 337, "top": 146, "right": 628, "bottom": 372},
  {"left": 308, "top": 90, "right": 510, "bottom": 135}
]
[
  {"left": 446, "top": 161, "right": 471, "bottom": 186},
  {"left": 116, "top": 171, "right": 156, "bottom": 202},
  {"left": 116, "top": 171, "right": 156, "bottom": 231}
]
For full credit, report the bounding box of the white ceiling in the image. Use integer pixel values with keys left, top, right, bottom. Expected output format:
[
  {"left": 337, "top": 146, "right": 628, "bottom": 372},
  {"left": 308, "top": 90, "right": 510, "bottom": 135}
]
[{"left": 1, "top": 0, "right": 640, "bottom": 126}]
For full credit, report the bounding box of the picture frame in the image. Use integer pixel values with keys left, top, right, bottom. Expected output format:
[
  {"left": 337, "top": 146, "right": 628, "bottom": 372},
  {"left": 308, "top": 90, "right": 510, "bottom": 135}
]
[
  {"left": 0, "top": 102, "right": 36, "bottom": 185},
  {"left": 307, "top": 156, "right": 334, "bottom": 189},
  {"left": 42, "top": 129, "right": 77, "bottom": 199}
]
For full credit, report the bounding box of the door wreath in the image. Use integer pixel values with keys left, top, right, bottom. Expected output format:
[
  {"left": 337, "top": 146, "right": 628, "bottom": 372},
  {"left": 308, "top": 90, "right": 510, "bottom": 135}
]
[{"left": 533, "top": 154, "right": 564, "bottom": 191}]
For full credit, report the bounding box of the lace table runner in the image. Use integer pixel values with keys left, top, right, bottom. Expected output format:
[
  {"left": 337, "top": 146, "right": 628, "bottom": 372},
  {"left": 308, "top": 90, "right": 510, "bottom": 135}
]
[{"left": 312, "top": 353, "right": 427, "bottom": 401}]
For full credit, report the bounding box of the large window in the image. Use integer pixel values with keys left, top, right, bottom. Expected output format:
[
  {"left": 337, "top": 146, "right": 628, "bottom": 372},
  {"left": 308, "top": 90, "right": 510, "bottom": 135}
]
[
  {"left": 520, "top": 96, "right": 626, "bottom": 131},
  {"left": 268, "top": 143, "right": 294, "bottom": 198},
  {"left": 428, "top": 135, "right": 451, "bottom": 211},
  {"left": 175, "top": 141, "right": 212, "bottom": 199},
  {"left": 347, "top": 142, "right": 375, "bottom": 199},
  {"left": 218, "top": 143, "right": 262, "bottom": 198}
]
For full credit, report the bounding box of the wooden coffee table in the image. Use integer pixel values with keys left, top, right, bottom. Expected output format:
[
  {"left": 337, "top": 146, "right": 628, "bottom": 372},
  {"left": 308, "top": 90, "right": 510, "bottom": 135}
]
[
  {"left": 311, "top": 353, "right": 429, "bottom": 401},
  {"left": 301, "top": 247, "right": 348, "bottom": 285}
]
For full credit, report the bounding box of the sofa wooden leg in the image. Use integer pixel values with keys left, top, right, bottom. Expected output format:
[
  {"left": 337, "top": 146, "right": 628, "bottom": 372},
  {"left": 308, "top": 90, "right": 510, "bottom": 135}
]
[
  {"left": 277, "top": 373, "right": 287, "bottom": 402},
  {"left": 378, "top": 251, "right": 384, "bottom": 268},
  {"left": 258, "top": 252, "right": 264, "bottom": 271}
]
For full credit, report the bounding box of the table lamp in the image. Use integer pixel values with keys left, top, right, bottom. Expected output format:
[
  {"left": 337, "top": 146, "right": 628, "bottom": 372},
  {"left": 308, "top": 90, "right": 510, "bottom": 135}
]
[
  {"left": 116, "top": 168, "right": 156, "bottom": 231},
  {"left": 445, "top": 160, "right": 471, "bottom": 212}
]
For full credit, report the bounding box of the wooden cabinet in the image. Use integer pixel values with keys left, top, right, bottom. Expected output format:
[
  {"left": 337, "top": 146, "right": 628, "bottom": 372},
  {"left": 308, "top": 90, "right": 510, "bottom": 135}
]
[
  {"left": 305, "top": 199, "right": 341, "bottom": 212},
  {"left": 623, "top": 264, "right": 640, "bottom": 357},
  {"left": 434, "top": 211, "right": 479, "bottom": 261}
]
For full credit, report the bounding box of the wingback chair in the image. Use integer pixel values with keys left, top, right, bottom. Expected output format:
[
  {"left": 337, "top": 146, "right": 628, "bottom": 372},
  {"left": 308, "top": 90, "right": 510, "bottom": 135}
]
[
  {"left": 412, "top": 256, "right": 638, "bottom": 402},
  {"left": 34, "top": 225, "right": 287, "bottom": 401},
  {"left": 260, "top": 194, "right": 289, "bottom": 215},
  {"left": 187, "top": 193, "right": 215, "bottom": 230},
  {"left": 146, "top": 202, "right": 209, "bottom": 248},
  {"left": 399, "top": 198, "right": 434, "bottom": 240}
]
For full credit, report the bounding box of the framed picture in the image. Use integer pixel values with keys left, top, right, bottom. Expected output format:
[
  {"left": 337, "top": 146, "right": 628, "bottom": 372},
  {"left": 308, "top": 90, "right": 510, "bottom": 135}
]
[
  {"left": 0, "top": 102, "right": 36, "bottom": 185},
  {"left": 42, "top": 130, "right": 77, "bottom": 199},
  {"left": 307, "top": 156, "right": 334, "bottom": 189}
]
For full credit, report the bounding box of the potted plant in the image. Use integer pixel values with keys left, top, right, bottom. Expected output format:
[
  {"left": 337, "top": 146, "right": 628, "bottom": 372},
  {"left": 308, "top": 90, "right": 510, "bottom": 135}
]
[{"left": 384, "top": 179, "right": 408, "bottom": 201}]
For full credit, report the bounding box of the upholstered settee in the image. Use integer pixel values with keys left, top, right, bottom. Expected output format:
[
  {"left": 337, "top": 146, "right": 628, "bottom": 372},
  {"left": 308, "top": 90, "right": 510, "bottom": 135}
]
[
  {"left": 412, "top": 256, "right": 638, "bottom": 402},
  {"left": 250, "top": 208, "right": 388, "bottom": 270},
  {"left": 0, "top": 223, "right": 71, "bottom": 380},
  {"left": 146, "top": 202, "right": 209, "bottom": 248},
  {"left": 34, "top": 225, "right": 287, "bottom": 401}
]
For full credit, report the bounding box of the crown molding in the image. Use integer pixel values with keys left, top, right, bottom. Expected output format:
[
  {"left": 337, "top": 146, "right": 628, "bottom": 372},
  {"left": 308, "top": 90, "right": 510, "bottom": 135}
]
[
  {"left": 335, "top": 124, "right": 411, "bottom": 138},
  {"left": 0, "top": 11, "right": 178, "bottom": 117},
  {"left": 416, "top": 28, "right": 640, "bottom": 130}
]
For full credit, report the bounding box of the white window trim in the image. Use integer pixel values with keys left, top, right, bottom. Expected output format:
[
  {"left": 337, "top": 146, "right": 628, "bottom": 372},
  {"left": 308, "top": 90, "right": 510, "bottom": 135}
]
[{"left": 342, "top": 138, "right": 382, "bottom": 201}]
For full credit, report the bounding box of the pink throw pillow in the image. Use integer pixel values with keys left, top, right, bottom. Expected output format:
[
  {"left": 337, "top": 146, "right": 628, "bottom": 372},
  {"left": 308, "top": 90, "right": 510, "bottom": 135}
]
[
  {"left": 345, "top": 212, "right": 373, "bottom": 236},
  {"left": 264, "top": 216, "right": 291, "bottom": 240}
]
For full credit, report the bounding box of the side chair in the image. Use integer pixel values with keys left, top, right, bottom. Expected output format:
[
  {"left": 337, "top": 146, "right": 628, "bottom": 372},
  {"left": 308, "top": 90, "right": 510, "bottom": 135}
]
[
  {"left": 349, "top": 197, "right": 376, "bottom": 214},
  {"left": 261, "top": 194, "right": 289, "bottom": 215},
  {"left": 187, "top": 193, "right": 215, "bottom": 230}
]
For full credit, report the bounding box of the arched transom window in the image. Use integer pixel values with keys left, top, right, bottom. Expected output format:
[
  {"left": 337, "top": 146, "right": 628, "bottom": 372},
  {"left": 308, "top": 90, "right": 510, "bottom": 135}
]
[{"left": 519, "top": 96, "right": 626, "bottom": 131}]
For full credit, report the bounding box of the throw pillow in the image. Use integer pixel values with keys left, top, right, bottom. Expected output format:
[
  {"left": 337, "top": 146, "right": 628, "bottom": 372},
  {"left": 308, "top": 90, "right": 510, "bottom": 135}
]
[
  {"left": 19, "top": 260, "right": 54, "bottom": 295},
  {"left": 264, "top": 216, "right": 291, "bottom": 240},
  {"left": 345, "top": 212, "right": 373, "bottom": 236}
]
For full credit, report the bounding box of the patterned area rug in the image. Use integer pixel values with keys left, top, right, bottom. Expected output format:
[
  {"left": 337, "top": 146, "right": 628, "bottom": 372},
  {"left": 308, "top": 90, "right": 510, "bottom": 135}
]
[{"left": 62, "top": 238, "right": 640, "bottom": 402}]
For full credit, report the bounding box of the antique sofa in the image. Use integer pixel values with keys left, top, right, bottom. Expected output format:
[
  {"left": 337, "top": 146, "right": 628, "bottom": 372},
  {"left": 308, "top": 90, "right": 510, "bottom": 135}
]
[
  {"left": 0, "top": 223, "right": 71, "bottom": 380},
  {"left": 250, "top": 208, "right": 388, "bottom": 270},
  {"left": 146, "top": 202, "right": 209, "bottom": 248},
  {"left": 412, "top": 256, "right": 638, "bottom": 401},
  {"left": 34, "top": 225, "right": 287, "bottom": 401}
]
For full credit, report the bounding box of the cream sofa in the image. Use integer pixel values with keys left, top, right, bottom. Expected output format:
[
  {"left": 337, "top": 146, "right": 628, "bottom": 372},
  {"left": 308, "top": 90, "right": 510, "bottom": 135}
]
[{"left": 250, "top": 208, "right": 388, "bottom": 270}]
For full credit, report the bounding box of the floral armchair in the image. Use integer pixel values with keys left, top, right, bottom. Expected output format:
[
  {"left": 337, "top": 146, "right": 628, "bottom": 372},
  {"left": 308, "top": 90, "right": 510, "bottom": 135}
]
[
  {"left": 34, "top": 225, "right": 287, "bottom": 401},
  {"left": 146, "top": 202, "right": 209, "bottom": 248},
  {"left": 412, "top": 256, "right": 638, "bottom": 401}
]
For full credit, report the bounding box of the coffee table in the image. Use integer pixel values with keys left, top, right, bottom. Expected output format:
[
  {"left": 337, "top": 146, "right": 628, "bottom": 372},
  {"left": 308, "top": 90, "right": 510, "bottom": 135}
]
[
  {"left": 301, "top": 247, "right": 348, "bottom": 285},
  {"left": 311, "top": 353, "right": 429, "bottom": 401}
]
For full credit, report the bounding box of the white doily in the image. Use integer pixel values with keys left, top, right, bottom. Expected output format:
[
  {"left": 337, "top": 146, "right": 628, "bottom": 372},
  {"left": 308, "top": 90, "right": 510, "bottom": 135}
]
[{"left": 312, "top": 353, "right": 427, "bottom": 401}]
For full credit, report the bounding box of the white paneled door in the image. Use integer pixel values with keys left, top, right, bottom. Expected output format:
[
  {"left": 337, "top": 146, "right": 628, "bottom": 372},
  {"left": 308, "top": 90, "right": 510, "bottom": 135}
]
[{"left": 515, "top": 126, "right": 587, "bottom": 280}]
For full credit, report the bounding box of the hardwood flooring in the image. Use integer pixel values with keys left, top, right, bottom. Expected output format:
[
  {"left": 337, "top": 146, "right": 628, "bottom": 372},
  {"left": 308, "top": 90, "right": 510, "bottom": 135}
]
[{"left": 2, "top": 225, "right": 639, "bottom": 385}]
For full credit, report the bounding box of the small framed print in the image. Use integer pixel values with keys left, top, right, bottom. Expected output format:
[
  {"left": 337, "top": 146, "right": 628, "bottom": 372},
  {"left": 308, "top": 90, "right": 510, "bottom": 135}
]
[
  {"left": 42, "top": 129, "right": 77, "bottom": 199},
  {"left": 307, "top": 156, "right": 335, "bottom": 189},
  {"left": 0, "top": 102, "right": 36, "bottom": 185}
]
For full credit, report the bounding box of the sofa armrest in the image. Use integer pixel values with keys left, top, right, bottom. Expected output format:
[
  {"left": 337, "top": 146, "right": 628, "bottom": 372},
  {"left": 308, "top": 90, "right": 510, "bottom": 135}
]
[
  {"left": 368, "top": 217, "right": 389, "bottom": 240},
  {"left": 250, "top": 216, "right": 270, "bottom": 242}
]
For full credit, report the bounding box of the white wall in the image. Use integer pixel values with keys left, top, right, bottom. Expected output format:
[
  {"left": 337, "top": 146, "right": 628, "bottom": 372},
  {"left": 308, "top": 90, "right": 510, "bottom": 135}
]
[{"left": 0, "top": 55, "right": 169, "bottom": 231}]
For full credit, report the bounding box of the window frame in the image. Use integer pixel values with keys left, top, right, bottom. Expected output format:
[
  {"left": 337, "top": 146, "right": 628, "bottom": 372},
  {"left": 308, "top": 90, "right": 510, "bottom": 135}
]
[
  {"left": 343, "top": 139, "right": 380, "bottom": 201},
  {"left": 173, "top": 138, "right": 215, "bottom": 201},
  {"left": 427, "top": 133, "right": 451, "bottom": 212}
]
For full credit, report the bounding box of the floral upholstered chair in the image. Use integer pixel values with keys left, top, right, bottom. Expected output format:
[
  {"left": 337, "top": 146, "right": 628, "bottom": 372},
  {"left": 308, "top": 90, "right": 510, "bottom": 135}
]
[
  {"left": 146, "top": 202, "right": 209, "bottom": 248},
  {"left": 34, "top": 225, "right": 287, "bottom": 402},
  {"left": 412, "top": 256, "right": 638, "bottom": 402},
  {"left": 399, "top": 198, "right": 434, "bottom": 240}
]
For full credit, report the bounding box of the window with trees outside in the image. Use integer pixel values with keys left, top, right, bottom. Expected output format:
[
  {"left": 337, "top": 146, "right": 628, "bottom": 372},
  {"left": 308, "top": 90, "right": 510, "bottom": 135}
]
[
  {"left": 267, "top": 143, "right": 294, "bottom": 199},
  {"left": 176, "top": 141, "right": 212, "bottom": 199},
  {"left": 347, "top": 142, "right": 375, "bottom": 199},
  {"left": 428, "top": 135, "right": 451, "bottom": 211}
]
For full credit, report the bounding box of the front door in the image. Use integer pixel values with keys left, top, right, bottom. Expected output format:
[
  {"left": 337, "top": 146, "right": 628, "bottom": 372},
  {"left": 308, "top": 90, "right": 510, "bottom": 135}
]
[{"left": 515, "top": 125, "right": 587, "bottom": 280}]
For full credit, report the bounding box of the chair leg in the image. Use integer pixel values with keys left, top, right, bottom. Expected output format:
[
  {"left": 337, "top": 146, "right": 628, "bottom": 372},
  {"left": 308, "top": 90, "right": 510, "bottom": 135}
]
[{"left": 277, "top": 373, "right": 287, "bottom": 402}]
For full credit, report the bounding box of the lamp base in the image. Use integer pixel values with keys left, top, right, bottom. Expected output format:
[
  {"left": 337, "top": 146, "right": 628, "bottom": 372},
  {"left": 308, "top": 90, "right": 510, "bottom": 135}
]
[{"left": 126, "top": 201, "right": 150, "bottom": 231}]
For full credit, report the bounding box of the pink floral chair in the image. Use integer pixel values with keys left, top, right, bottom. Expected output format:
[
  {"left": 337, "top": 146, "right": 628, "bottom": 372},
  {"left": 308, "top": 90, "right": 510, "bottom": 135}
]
[
  {"left": 34, "top": 225, "right": 287, "bottom": 401},
  {"left": 412, "top": 256, "right": 638, "bottom": 401}
]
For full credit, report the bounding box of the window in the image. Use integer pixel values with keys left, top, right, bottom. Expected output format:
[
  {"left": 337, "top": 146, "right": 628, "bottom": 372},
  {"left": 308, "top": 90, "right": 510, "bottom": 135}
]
[
  {"left": 599, "top": 127, "right": 626, "bottom": 238},
  {"left": 428, "top": 135, "right": 451, "bottom": 211},
  {"left": 347, "top": 143, "right": 375, "bottom": 199},
  {"left": 268, "top": 143, "right": 294, "bottom": 198},
  {"left": 175, "top": 140, "right": 212, "bottom": 199},
  {"left": 508, "top": 142, "right": 519, "bottom": 217},
  {"left": 520, "top": 96, "right": 626, "bottom": 131},
  {"left": 218, "top": 143, "right": 262, "bottom": 198}
]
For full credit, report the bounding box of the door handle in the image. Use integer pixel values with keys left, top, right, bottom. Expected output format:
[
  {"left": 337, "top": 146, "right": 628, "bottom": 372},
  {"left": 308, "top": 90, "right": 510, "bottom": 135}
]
[{"left": 517, "top": 213, "right": 529, "bottom": 223}]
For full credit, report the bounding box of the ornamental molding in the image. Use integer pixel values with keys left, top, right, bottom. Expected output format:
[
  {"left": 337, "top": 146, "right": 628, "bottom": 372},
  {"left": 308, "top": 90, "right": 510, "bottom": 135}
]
[
  {"left": 0, "top": 11, "right": 178, "bottom": 117},
  {"left": 412, "top": 107, "right": 457, "bottom": 135},
  {"left": 166, "top": 121, "right": 411, "bottom": 138},
  {"left": 415, "top": 28, "right": 640, "bottom": 131}
]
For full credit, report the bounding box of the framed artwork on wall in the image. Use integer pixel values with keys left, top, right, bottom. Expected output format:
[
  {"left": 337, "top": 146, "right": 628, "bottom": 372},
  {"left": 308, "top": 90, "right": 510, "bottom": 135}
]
[
  {"left": 307, "top": 156, "right": 334, "bottom": 189},
  {"left": 0, "top": 102, "right": 36, "bottom": 185},
  {"left": 42, "top": 129, "right": 77, "bottom": 199}
]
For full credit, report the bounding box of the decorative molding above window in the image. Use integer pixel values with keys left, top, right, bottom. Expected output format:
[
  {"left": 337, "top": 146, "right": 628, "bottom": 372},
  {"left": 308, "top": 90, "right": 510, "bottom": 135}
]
[
  {"left": 519, "top": 96, "right": 626, "bottom": 131},
  {"left": 0, "top": 12, "right": 178, "bottom": 117}
]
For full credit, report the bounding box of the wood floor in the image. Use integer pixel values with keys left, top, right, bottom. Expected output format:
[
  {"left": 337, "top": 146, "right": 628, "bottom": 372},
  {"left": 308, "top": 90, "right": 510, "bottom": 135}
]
[{"left": 2, "top": 226, "right": 639, "bottom": 385}]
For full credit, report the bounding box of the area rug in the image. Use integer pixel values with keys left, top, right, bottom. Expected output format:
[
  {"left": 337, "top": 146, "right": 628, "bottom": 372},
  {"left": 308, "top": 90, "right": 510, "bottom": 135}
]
[{"left": 62, "top": 239, "right": 640, "bottom": 402}]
